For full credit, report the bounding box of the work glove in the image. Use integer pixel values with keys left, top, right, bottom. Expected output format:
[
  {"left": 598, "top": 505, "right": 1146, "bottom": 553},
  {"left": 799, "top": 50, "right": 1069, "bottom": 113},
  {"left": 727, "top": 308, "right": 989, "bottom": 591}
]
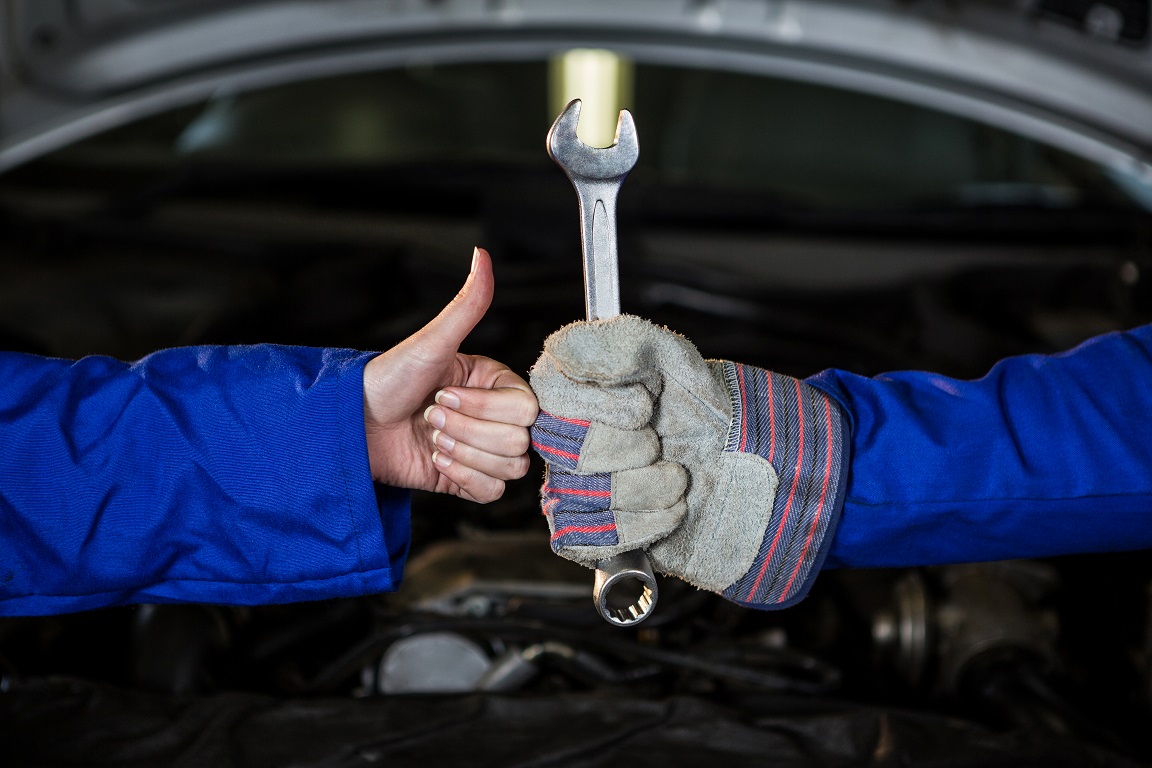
[{"left": 530, "top": 316, "right": 849, "bottom": 608}]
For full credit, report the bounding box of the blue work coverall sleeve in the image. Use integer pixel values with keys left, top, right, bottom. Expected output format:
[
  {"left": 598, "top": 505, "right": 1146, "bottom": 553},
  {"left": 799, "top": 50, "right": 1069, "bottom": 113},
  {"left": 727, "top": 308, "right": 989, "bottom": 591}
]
[
  {"left": 808, "top": 324, "right": 1152, "bottom": 569},
  {"left": 0, "top": 345, "right": 411, "bottom": 616}
]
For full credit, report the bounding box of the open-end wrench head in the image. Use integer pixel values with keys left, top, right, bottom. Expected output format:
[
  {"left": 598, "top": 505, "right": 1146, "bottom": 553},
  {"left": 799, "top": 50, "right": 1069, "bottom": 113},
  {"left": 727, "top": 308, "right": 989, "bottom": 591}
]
[{"left": 547, "top": 99, "right": 639, "bottom": 181}]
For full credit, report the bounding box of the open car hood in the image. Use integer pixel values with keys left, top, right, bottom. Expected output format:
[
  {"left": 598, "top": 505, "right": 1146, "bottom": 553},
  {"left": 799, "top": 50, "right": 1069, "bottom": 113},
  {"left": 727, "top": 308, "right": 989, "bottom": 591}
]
[{"left": 2, "top": 0, "right": 1152, "bottom": 179}]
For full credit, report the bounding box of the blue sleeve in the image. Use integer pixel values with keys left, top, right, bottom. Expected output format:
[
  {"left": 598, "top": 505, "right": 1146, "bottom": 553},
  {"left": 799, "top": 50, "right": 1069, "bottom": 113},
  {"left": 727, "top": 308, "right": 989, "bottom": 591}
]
[
  {"left": 807, "top": 324, "right": 1152, "bottom": 568},
  {"left": 0, "top": 345, "right": 411, "bottom": 616}
]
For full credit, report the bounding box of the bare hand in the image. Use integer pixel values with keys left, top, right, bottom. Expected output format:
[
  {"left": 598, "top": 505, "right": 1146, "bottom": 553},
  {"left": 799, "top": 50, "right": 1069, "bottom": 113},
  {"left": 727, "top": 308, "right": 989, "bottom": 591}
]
[{"left": 362, "top": 248, "right": 538, "bottom": 502}]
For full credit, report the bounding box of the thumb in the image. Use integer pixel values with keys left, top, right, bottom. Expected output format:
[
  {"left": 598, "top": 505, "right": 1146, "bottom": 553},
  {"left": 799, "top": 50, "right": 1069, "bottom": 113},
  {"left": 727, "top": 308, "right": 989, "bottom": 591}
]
[{"left": 412, "top": 247, "right": 494, "bottom": 357}]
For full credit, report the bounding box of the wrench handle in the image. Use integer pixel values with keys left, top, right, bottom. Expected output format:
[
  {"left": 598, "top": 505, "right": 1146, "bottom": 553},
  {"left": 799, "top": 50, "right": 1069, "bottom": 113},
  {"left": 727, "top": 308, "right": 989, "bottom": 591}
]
[
  {"left": 573, "top": 183, "right": 658, "bottom": 626},
  {"left": 547, "top": 99, "right": 655, "bottom": 626},
  {"left": 576, "top": 184, "right": 621, "bottom": 320}
]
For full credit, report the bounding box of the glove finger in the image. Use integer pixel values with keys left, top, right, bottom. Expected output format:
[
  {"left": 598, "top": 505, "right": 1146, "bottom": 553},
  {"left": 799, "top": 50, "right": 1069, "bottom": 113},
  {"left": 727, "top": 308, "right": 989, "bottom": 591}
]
[
  {"left": 610, "top": 462, "right": 689, "bottom": 554},
  {"left": 549, "top": 502, "right": 688, "bottom": 567},
  {"left": 542, "top": 463, "right": 687, "bottom": 566},
  {"left": 579, "top": 424, "right": 659, "bottom": 472},
  {"left": 542, "top": 468, "right": 617, "bottom": 564},
  {"left": 531, "top": 411, "right": 659, "bottom": 472},
  {"left": 611, "top": 462, "right": 687, "bottom": 511},
  {"left": 531, "top": 352, "right": 653, "bottom": 430},
  {"left": 539, "top": 315, "right": 709, "bottom": 387},
  {"left": 541, "top": 463, "right": 686, "bottom": 516}
]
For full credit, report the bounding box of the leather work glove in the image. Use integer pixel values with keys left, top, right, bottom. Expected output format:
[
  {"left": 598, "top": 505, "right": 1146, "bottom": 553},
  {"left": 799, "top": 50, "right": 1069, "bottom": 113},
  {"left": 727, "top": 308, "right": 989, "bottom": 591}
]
[{"left": 530, "top": 316, "right": 850, "bottom": 609}]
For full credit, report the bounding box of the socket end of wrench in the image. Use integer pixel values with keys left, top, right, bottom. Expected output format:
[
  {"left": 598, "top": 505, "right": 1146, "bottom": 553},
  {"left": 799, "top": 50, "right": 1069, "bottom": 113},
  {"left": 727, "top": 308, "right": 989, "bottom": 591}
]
[{"left": 593, "top": 550, "right": 658, "bottom": 626}]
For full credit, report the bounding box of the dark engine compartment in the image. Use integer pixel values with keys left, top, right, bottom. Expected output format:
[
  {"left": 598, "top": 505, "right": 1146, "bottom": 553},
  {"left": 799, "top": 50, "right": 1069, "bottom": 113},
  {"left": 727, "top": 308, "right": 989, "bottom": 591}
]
[{"left": 1, "top": 59, "right": 1152, "bottom": 766}]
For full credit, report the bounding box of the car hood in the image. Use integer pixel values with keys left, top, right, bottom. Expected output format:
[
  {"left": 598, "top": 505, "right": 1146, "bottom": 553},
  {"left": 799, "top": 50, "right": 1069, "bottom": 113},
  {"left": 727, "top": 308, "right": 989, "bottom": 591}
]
[{"left": 2, "top": 0, "right": 1152, "bottom": 177}]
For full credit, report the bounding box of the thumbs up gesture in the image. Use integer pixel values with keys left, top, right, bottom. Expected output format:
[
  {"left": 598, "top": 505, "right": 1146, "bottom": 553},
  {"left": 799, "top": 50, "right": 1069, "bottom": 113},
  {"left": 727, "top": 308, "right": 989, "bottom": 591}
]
[{"left": 362, "top": 248, "right": 539, "bottom": 502}]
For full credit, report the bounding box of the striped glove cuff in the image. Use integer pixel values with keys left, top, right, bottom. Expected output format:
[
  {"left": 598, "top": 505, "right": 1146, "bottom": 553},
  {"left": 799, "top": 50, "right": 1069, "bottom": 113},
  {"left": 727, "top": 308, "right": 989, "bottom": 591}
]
[{"left": 718, "top": 362, "right": 849, "bottom": 609}]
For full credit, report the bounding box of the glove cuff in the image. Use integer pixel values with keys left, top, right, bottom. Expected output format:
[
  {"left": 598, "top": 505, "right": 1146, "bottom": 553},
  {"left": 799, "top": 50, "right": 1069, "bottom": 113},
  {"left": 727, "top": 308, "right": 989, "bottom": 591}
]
[{"left": 718, "top": 362, "right": 850, "bottom": 609}]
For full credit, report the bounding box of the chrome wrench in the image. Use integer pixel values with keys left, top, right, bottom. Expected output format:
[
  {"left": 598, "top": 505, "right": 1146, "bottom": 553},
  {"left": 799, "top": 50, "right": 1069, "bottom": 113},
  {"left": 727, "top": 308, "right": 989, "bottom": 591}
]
[{"left": 547, "top": 99, "right": 658, "bottom": 626}]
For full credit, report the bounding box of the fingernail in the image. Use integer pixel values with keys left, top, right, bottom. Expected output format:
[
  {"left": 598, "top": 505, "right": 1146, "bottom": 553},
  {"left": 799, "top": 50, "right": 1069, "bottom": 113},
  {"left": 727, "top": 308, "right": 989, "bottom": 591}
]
[
  {"left": 423, "top": 405, "right": 446, "bottom": 429},
  {"left": 471, "top": 247, "right": 480, "bottom": 273},
  {"left": 432, "top": 450, "right": 452, "bottom": 468},
  {"left": 432, "top": 429, "right": 455, "bottom": 452},
  {"left": 435, "top": 390, "right": 461, "bottom": 410}
]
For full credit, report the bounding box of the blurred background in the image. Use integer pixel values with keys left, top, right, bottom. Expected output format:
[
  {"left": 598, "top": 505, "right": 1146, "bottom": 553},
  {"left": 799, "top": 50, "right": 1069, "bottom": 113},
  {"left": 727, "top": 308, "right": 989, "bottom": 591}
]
[{"left": 2, "top": 1, "right": 1152, "bottom": 765}]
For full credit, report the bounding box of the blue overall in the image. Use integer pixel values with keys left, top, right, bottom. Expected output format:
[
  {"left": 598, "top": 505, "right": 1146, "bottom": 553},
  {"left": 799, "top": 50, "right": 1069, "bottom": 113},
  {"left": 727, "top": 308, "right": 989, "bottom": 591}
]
[
  {"left": 2, "top": 326, "right": 1150, "bottom": 615},
  {"left": 812, "top": 323, "right": 1152, "bottom": 569},
  {"left": 0, "top": 346, "right": 410, "bottom": 615}
]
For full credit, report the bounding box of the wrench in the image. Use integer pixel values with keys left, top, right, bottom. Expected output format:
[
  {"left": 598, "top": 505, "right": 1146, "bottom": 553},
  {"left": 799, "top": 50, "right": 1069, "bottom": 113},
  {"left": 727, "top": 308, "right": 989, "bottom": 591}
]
[{"left": 547, "top": 99, "right": 658, "bottom": 627}]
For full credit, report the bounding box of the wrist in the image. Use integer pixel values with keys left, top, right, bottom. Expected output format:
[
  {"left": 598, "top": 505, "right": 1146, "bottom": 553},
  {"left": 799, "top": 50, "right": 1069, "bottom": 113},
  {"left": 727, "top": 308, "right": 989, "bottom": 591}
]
[{"left": 716, "top": 362, "right": 850, "bottom": 608}]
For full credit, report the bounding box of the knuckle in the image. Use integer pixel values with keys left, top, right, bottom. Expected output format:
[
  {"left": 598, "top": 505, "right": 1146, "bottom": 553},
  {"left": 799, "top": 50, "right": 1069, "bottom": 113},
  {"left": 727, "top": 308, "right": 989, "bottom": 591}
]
[
  {"left": 458, "top": 465, "right": 505, "bottom": 503},
  {"left": 513, "top": 453, "right": 532, "bottom": 475},
  {"left": 479, "top": 478, "right": 505, "bottom": 503},
  {"left": 450, "top": 413, "right": 481, "bottom": 443},
  {"left": 512, "top": 428, "right": 531, "bottom": 455},
  {"left": 501, "top": 454, "right": 531, "bottom": 480},
  {"left": 516, "top": 397, "right": 540, "bottom": 427}
]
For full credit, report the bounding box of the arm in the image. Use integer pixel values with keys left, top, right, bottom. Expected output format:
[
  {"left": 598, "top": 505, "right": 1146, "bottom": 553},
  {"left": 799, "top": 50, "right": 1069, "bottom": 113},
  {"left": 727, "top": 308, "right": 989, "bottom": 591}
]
[
  {"left": 1, "top": 248, "right": 537, "bottom": 616},
  {"left": 810, "top": 323, "right": 1152, "bottom": 568},
  {"left": 0, "top": 345, "right": 405, "bottom": 615},
  {"left": 531, "top": 319, "right": 1152, "bottom": 612}
]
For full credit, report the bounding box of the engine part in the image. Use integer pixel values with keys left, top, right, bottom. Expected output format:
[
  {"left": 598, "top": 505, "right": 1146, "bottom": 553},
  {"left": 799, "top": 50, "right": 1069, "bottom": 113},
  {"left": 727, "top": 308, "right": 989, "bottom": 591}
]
[
  {"left": 130, "top": 604, "right": 231, "bottom": 695},
  {"left": 388, "top": 532, "right": 594, "bottom": 621},
  {"left": 872, "top": 570, "right": 932, "bottom": 690},
  {"left": 872, "top": 562, "right": 1059, "bottom": 694},
  {"left": 378, "top": 635, "right": 653, "bottom": 695},
  {"left": 547, "top": 97, "right": 658, "bottom": 627},
  {"left": 378, "top": 632, "right": 491, "bottom": 694},
  {"left": 474, "top": 645, "right": 541, "bottom": 692},
  {"left": 935, "top": 562, "right": 1059, "bottom": 694}
]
